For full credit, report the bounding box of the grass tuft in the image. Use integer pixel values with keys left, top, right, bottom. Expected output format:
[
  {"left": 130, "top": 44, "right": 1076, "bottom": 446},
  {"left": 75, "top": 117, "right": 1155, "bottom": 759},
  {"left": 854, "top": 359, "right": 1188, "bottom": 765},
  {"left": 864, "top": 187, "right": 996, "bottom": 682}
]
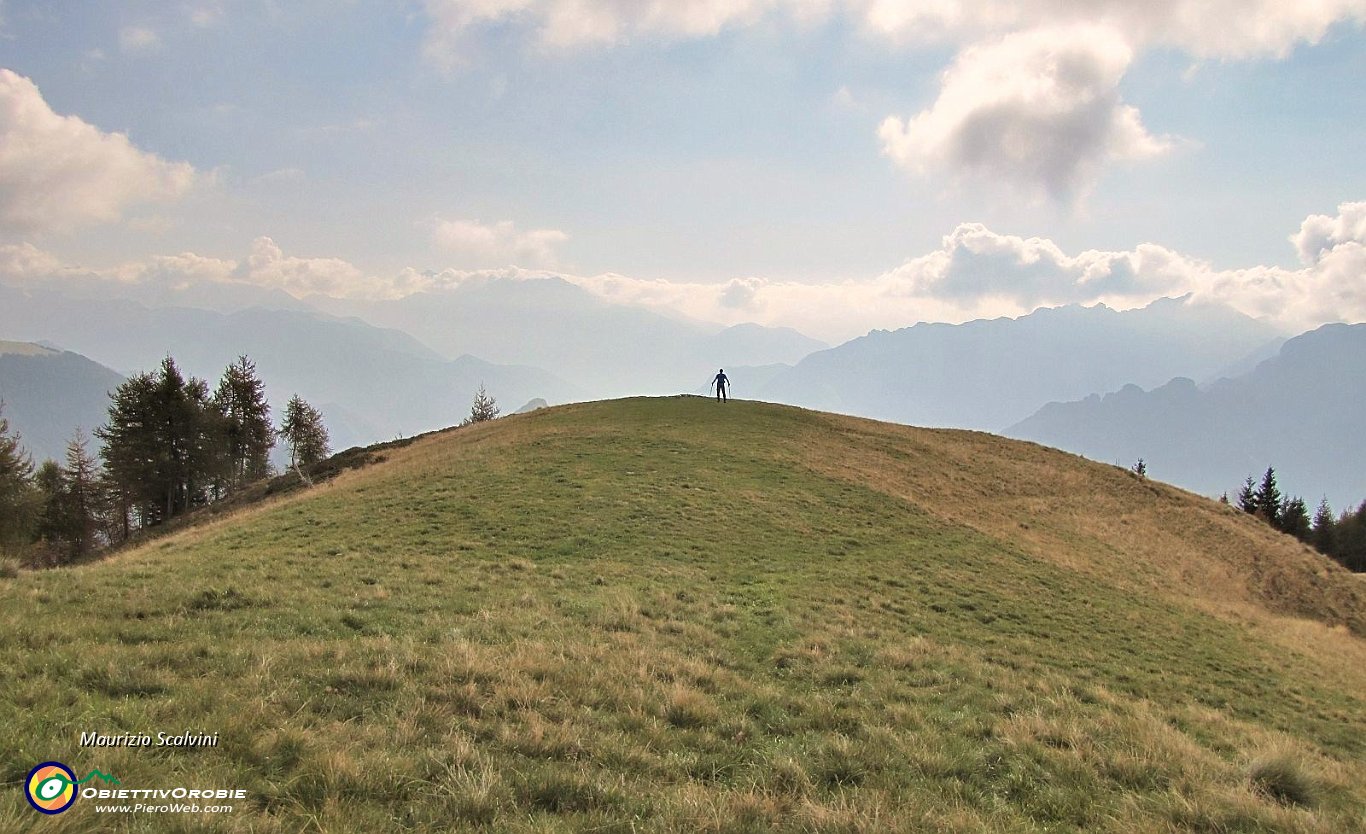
[
  {"left": 665, "top": 685, "right": 720, "bottom": 729},
  {"left": 184, "top": 586, "right": 254, "bottom": 611},
  {"left": 1248, "top": 751, "right": 1319, "bottom": 807}
]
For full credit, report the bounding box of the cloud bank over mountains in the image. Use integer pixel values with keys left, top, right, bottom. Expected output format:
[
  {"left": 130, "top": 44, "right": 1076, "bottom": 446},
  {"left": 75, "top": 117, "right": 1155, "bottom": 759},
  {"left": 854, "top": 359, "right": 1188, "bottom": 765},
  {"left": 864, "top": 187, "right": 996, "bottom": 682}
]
[{"left": 3, "top": 203, "right": 1363, "bottom": 343}]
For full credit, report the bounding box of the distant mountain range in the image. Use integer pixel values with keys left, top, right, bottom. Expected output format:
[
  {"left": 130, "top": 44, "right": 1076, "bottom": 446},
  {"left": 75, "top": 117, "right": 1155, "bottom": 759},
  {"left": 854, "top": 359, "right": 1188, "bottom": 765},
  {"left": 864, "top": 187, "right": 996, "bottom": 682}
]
[
  {"left": 311, "top": 276, "right": 827, "bottom": 396},
  {"left": 753, "top": 297, "right": 1285, "bottom": 430},
  {"left": 1005, "top": 323, "right": 1366, "bottom": 510},
  {"left": 0, "top": 341, "right": 124, "bottom": 465},
  {"left": 0, "top": 285, "right": 580, "bottom": 450},
  {"left": 8, "top": 276, "right": 1362, "bottom": 510}
]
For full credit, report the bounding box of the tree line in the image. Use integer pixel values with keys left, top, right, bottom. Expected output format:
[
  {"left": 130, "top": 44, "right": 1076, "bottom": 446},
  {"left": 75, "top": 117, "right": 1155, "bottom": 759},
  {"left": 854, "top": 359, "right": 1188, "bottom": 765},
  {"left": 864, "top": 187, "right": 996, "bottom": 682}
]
[
  {"left": 0, "top": 356, "right": 329, "bottom": 566},
  {"left": 1226, "top": 466, "right": 1366, "bottom": 572}
]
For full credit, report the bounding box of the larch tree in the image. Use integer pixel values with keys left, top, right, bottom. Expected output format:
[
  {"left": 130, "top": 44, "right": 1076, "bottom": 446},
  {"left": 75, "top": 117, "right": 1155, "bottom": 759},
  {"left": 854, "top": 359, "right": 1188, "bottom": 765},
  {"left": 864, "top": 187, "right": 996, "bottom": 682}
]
[
  {"left": 279, "top": 395, "right": 330, "bottom": 478},
  {"left": 61, "top": 429, "right": 102, "bottom": 561},
  {"left": 214, "top": 355, "right": 275, "bottom": 489}
]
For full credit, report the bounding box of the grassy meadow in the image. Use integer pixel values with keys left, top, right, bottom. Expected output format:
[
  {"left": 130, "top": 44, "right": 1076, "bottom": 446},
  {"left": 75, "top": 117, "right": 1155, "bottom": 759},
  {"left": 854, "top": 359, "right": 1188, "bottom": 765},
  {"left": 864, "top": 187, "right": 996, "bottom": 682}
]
[{"left": 1, "top": 397, "right": 1364, "bottom": 832}]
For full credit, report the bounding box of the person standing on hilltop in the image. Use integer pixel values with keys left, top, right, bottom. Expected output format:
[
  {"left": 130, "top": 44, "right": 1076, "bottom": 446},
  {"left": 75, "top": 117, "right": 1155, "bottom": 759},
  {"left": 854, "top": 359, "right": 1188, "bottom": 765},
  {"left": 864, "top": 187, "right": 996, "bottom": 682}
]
[{"left": 712, "top": 369, "right": 730, "bottom": 403}]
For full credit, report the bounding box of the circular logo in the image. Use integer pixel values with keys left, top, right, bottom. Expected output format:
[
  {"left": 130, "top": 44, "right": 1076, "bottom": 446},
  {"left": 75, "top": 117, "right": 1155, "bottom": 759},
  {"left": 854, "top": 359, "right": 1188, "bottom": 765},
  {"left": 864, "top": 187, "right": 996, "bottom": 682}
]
[{"left": 26, "top": 762, "right": 78, "bottom": 814}]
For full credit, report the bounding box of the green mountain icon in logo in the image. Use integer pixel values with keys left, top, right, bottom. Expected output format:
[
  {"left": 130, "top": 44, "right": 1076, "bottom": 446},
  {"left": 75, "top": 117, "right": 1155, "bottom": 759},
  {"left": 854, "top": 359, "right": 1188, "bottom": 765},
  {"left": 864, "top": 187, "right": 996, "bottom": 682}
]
[{"left": 76, "top": 770, "right": 121, "bottom": 786}]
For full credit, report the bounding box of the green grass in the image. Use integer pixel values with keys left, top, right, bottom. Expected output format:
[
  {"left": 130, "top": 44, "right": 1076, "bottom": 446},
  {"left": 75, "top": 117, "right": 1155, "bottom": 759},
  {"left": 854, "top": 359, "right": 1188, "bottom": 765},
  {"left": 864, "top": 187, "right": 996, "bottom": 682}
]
[{"left": 1, "top": 397, "right": 1363, "bottom": 832}]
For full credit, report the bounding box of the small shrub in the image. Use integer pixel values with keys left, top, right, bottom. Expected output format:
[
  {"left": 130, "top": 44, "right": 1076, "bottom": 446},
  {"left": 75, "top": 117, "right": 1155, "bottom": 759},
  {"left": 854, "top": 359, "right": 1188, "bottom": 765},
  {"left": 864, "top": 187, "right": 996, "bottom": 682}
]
[
  {"left": 0, "top": 558, "right": 19, "bottom": 579},
  {"left": 1248, "top": 753, "right": 1317, "bottom": 807}
]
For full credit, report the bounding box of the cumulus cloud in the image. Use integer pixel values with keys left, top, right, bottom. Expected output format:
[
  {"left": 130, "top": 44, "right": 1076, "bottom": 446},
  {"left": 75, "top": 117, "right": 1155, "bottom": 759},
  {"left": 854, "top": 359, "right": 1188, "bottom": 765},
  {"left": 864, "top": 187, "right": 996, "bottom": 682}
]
[
  {"left": 719, "top": 276, "right": 765, "bottom": 310},
  {"left": 548, "top": 203, "right": 1366, "bottom": 341},
  {"left": 1291, "top": 201, "right": 1366, "bottom": 265},
  {"left": 234, "top": 237, "right": 369, "bottom": 296},
  {"left": 431, "top": 217, "right": 569, "bottom": 267},
  {"left": 418, "top": 2, "right": 1364, "bottom": 197},
  {"left": 878, "top": 223, "right": 1193, "bottom": 305},
  {"left": 878, "top": 25, "right": 1170, "bottom": 200},
  {"left": 5, "top": 204, "right": 1363, "bottom": 342},
  {"left": 0, "top": 69, "right": 198, "bottom": 234}
]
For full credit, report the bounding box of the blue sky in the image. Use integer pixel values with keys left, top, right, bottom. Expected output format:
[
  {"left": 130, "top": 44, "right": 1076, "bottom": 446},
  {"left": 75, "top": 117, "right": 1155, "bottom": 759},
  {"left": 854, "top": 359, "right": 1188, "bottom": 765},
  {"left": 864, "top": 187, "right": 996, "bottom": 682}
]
[{"left": 1, "top": 1, "right": 1364, "bottom": 340}]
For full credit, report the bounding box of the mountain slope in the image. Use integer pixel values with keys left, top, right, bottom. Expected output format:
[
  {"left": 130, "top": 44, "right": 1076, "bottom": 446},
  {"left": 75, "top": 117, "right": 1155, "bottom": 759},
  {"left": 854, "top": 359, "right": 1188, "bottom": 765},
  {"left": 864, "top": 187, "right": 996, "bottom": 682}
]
[
  {"left": 0, "top": 342, "right": 124, "bottom": 464},
  {"left": 1, "top": 398, "right": 1361, "bottom": 833},
  {"left": 757, "top": 297, "right": 1284, "bottom": 430},
  {"left": 1006, "top": 323, "right": 1366, "bottom": 509}
]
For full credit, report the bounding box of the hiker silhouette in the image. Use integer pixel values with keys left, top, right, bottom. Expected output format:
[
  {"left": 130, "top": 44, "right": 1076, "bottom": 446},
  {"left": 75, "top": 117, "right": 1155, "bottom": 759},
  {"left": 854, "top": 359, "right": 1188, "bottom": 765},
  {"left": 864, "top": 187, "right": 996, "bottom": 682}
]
[{"left": 712, "top": 369, "right": 729, "bottom": 403}]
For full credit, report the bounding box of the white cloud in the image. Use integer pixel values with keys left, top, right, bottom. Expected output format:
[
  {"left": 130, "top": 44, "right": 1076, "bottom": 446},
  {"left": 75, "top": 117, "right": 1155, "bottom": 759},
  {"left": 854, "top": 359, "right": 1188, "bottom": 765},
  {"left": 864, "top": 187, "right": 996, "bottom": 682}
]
[
  {"left": 5, "top": 205, "right": 1362, "bottom": 342},
  {"left": 0, "top": 242, "right": 64, "bottom": 278},
  {"left": 420, "top": 1, "right": 1366, "bottom": 59},
  {"left": 876, "top": 223, "right": 1193, "bottom": 306},
  {"left": 235, "top": 236, "right": 369, "bottom": 297},
  {"left": 0, "top": 69, "right": 198, "bottom": 234},
  {"left": 849, "top": 1, "right": 1366, "bottom": 59},
  {"left": 118, "top": 26, "right": 162, "bottom": 54},
  {"left": 1291, "top": 201, "right": 1366, "bottom": 265},
  {"left": 719, "top": 276, "right": 765, "bottom": 309},
  {"left": 878, "top": 25, "right": 1170, "bottom": 201},
  {"left": 430, "top": 217, "right": 569, "bottom": 267},
  {"left": 418, "top": 1, "right": 1364, "bottom": 198},
  {"left": 546, "top": 203, "right": 1366, "bottom": 341}
]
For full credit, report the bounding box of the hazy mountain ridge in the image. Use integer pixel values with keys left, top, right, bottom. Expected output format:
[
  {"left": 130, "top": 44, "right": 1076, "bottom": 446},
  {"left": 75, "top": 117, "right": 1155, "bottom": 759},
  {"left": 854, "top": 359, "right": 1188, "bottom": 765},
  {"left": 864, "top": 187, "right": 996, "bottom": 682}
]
[
  {"left": 1005, "top": 323, "right": 1366, "bottom": 509},
  {"left": 0, "top": 343, "right": 125, "bottom": 465},
  {"left": 311, "top": 276, "right": 828, "bottom": 395},
  {"left": 0, "top": 285, "right": 580, "bottom": 450},
  {"left": 754, "top": 297, "right": 1286, "bottom": 430}
]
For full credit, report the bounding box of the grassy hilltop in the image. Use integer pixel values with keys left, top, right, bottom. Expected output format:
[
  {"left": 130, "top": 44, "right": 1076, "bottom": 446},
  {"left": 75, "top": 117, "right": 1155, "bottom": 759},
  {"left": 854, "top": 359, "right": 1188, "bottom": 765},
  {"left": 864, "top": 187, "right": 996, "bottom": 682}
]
[{"left": 2, "top": 397, "right": 1364, "bottom": 833}]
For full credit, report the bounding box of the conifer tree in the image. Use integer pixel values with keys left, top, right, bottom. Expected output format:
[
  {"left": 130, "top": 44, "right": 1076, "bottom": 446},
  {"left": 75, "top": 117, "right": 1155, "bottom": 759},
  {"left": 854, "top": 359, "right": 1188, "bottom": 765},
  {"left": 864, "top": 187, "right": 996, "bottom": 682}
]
[
  {"left": 98, "top": 358, "right": 223, "bottom": 527},
  {"left": 1235, "top": 476, "right": 1258, "bottom": 515},
  {"left": 461, "top": 383, "right": 500, "bottom": 426},
  {"left": 1253, "top": 467, "right": 1281, "bottom": 526},
  {"left": 61, "top": 430, "right": 101, "bottom": 560},
  {"left": 1278, "top": 495, "right": 1311, "bottom": 541},
  {"left": 279, "top": 395, "right": 330, "bottom": 474},
  {"left": 33, "top": 460, "right": 66, "bottom": 547},
  {"left": 33, "top": 433, "right": 102, "bottom": 564},
  {"left": 1335, "top": 502, "right": 1366, "bottom": 572},
  {"left": 214, "top": 356, "right": 274, "bottom": 489},
  {"left": 1311, "top": 498, "right": 1337, "bottom": 556},
  {"left": 0, "top": 402, "right": 38, "bottom": 552}
]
